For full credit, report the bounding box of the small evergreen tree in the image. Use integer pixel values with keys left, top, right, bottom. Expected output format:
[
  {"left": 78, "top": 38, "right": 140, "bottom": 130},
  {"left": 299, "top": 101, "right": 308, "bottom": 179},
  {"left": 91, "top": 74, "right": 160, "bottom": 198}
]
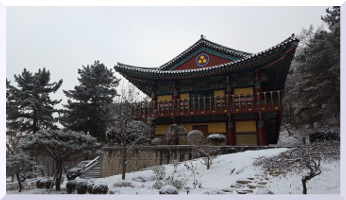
[
  {"left": 6, "top": 150, "right": 35, "bottom": 192},
  {"left": 19, "top": 129, "right": 100, "bottom": 191},
  {"left": 6, "top": 68, "right": 63, "bottom": 134},
  {"left": 62, "top": 61, "right": 119, "bottom": 142}
]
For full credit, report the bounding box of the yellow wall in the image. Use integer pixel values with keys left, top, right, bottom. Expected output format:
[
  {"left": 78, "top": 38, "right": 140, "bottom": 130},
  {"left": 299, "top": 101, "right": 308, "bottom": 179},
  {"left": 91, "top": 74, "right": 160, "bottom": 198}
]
[
  {"left": 214, "top": 90, "right": 225, "bottom": 97},
  {"left": 235, "top": 121, "right": 257, "bottom": 133},
  {"left": 179, "top": 93, "right": 190, "bottom": 100},
  {"left": 154, "top": 122, "right": 226, "bottom": 136},
  {"left": 236, "top": 134, "right": 257, "bottom": 145},
  {"left": 155, "top": 124, "right": 170, "bottom": 135},
  {"left": 157, "top": 95, "right": 172, "bottom": 102},
  {"left": 233, "top": 87, "right": 254, "bottom": 95}
]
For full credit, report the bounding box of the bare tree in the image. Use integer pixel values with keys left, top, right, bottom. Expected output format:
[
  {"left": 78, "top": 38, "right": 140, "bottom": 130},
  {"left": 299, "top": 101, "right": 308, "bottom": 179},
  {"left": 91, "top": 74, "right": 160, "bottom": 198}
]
[
  {"left": 291, "top": 146, "right": 322, "bottom": 194},
  {"left": 106, "top": 102, "right": 151, "bottom": 180}
]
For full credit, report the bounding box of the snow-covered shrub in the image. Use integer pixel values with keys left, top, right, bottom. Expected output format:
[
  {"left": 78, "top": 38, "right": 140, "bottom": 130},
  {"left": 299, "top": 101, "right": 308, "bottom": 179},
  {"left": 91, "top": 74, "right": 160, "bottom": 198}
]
[
  {"left": 164, "top": 176, "right": 186, "bottom": 190},
  {"left": 207, "top": 133, "right": 226, "bottom": 145},
  {"left": 76, "top": 181, "right": 88, "bottom": 194},
  {"left": 113, "top": 181, "right": 134, "bottom": 188},
  {"left": 152, "top": 166, "right": 166, "bottom": 181},
  {"left": 187, "top": 130, "right": 204, "bottom": 145},
  {"left": 87, "top": 183, "right": 94, "bottom": 194},
  {"left": 66, "top": 167, "right": 82, "bottom": 180},
  {"left": 152, "top": 166, "right": 166, "bottom": 189},
  {"left": 151, "top": 137, "right": 162, "bottom": 145},
  {"left": 184, "top": 161, "right": 201, "bottom": 189},
  {"left": 66, "top": 180, "right": 77, "bottom": 194},
  {"left": 36, "top": 177, "right": 54, "bottom": 189},
  {"left": 159, "top": 185, "right": 178, "bottom": 194},
  {"left": 153, "top": 180, "right": 164, "bottom": 190},
  {"left": 92, "top": 184, "right": 109, "bottom": 194}
]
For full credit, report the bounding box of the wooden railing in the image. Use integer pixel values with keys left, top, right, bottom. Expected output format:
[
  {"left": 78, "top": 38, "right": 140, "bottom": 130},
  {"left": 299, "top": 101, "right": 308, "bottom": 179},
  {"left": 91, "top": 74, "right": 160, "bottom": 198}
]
[{"left": 132, "top": 90, "right": 282, "bottom": 119}]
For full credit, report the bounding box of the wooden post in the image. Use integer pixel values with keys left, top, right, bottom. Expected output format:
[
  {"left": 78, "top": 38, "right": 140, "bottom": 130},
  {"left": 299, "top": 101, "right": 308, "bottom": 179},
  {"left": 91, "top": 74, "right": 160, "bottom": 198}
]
[
  {"left": 257, "top": 113, "right": 267, "bottom": 145},
  {"left": 227, "top": 114, "right": 236, "bottom": 145}
]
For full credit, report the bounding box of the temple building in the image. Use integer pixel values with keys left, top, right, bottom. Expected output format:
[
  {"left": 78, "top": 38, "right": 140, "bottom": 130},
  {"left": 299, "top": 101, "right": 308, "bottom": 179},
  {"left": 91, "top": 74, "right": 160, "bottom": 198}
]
[{"left": 114, "top": 34, "right": 299, "bottom": 146}]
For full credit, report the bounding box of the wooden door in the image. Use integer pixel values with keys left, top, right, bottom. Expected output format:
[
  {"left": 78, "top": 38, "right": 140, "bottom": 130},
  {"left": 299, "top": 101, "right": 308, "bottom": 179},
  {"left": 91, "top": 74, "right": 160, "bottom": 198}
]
[{"left": 235, "top": 120, "right": 258, "bottom": 145}]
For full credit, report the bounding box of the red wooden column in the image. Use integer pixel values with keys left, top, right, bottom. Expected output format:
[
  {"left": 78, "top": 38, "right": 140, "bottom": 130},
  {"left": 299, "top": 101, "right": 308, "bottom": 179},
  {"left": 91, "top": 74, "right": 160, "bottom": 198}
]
[
  {"left": 150, "top": 89, "right": 157, "bottom": 139},
  {"left": 254, "top": 71, "right": 262, "bottom": 105},
  {"left": 257, "top": 113, "right": 268, "bottom": 145},
  {"left": 227, "top": 114, "right": 236, "bottom": 145}
]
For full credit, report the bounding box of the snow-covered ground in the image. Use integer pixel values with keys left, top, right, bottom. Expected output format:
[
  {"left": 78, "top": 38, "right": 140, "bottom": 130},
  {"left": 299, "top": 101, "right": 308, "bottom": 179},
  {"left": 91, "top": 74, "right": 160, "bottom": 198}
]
[
  {"left": 89, "top": 148, "right": 339, "bottom": 194},
  {"left": 8, "top": 148, "right": 339, "bottom": 194}
]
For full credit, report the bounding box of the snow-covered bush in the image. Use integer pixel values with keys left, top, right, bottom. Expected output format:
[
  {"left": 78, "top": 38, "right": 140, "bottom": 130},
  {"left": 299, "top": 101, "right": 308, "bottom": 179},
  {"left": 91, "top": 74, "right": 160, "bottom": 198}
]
[
  {"left": 66, "top": 167, "right": 82, "bottom": 180},
  {"left": 66, "top": 180, "right": 77, "bottom": 194},
  {"left": 164, "top": 176, "right": 186, "bottom": 190},
  {"left": 92, "top": 184, "right": 109, "bottom": 194},
  {"left": 184, "top": 161, "right": 201, "bottom": 189},
  {"left": 187, "top": 130, "right": 204, "bottom": 145},
  {"left": 151, "top": 137, "right": 162, "bottom": 145},
  {"left": 76, "top": 181, "right": 88, "bottom": 194},
  {"left": 36, "top": 177, "right": 54, "bottom": 189},
  {"left": 152, "top": 166, "right": 166, "bottom": 189},
  {"left": 87, "top": 183, "right": 94, "bottom": 194},
  {"left": 159, "top": 185, "right": 178, "bottom": 194},
  {"left": 207, "top": 133, "right": 226, "bottom": 145}
]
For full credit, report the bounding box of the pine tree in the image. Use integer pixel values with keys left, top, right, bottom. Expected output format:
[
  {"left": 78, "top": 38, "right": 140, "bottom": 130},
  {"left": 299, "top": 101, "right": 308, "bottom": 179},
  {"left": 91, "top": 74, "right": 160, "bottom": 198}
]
[
  {"left": 283, "top": 7, "right": 340, "bottom": 135},
  {"left": 7, "top": 68, "right": 63, "bottom": 134},
  {"left": 62, "top": 60, "right": 120, "bottom": 142},
  {"left": 19, "top": 129, "right": 100, "bottom": 191}
]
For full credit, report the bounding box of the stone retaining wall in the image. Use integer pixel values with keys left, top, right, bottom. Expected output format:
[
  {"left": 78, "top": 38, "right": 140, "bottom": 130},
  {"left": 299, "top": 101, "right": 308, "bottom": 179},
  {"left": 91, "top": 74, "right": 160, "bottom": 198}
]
[{"left": 101, "top": 145, "right": 277, "bottom": 177}]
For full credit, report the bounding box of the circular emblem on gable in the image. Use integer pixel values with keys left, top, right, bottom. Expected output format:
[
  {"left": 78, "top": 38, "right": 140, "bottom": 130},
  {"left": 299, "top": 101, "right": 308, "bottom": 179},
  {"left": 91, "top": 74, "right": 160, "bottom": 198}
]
[{"left": 195, "top": 53, "right": 209, "bottom": 67}]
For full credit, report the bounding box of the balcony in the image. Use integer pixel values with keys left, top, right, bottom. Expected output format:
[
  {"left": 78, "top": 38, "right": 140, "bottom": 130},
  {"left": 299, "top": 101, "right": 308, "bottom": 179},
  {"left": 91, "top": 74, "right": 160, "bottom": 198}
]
[{"left": 132, "top": 90, "right": 282, "bottom": 120}]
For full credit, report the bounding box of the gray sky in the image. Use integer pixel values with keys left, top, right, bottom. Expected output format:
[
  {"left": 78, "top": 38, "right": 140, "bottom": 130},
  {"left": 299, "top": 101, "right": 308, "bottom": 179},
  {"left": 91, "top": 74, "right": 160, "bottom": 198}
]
[{"left": 7, "top": 6, "right": 328, "bottom": 104}]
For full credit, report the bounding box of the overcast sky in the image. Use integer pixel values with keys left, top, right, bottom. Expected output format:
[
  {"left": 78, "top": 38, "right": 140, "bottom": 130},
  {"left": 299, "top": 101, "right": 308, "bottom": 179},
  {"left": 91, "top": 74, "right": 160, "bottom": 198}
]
[{"left": 7, "top": 6, "right": 328, "bottom": 104}]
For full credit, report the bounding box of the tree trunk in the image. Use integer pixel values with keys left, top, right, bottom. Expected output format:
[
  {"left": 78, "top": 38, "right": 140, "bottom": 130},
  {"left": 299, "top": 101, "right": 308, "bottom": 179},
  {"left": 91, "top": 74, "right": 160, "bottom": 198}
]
[
  {"left": 121, "top": 147, "right": 127, "bottom": 180},
  {"left": 55, "top": 160, "right": 63, "bottom": 191},
  {"left": 207, "top": 157, "right": 210, "bottom": 170},
  {"left": 16, "top": 173, "right": 22, "bottom": 192},
  {"left": 302, "top": 177, "right": 308, "bottom": 194}
]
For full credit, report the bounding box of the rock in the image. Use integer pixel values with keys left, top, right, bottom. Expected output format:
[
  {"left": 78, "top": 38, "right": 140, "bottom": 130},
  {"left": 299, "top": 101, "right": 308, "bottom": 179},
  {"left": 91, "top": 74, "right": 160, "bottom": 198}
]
[
  {"left": 230, "top": 184, "right": 242, "bottom": 188},
  {"left": 159, "top": 185, "right": 178, "bottom": 194},
  {"left": 204, "top": 190, "right": 226, "bottom": 194},
  {"left": 236, "top": 189, "right": 253, "bottom": 194},
  {"left": 222, "top": 188, "right": 233, "bottom": 192},
  {"left": 236, "top": 180, "right": 252, "bottom": 184},
  {"left": 131, "top": 175, "right": 155, "bottom": 182},
  {"left": 257, "top": 182, "right": 267, "bottom": 185},
  {"left": 247, "top": 177, "right": 254, "bottom": 180},
  {"left": 247, "top": 184, "right": 256, "bottom": 189}
]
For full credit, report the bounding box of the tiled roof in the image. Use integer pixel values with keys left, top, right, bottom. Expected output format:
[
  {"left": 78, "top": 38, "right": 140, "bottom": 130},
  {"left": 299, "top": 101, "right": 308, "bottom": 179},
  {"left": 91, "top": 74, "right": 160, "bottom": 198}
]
[{"left": 114, "top": 34, "right": 299, "bottom": 80}]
